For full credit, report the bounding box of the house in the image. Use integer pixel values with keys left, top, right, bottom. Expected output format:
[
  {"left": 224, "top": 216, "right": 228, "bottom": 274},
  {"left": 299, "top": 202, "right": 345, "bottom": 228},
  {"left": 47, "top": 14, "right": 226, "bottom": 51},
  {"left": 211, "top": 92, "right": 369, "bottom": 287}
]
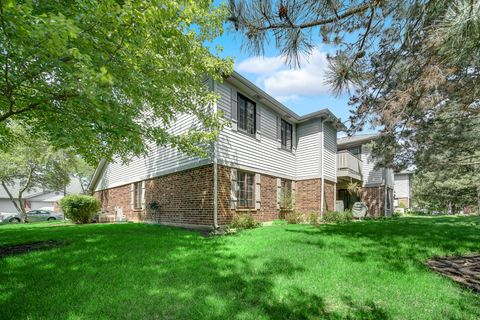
[
  {"left": 394, "top": 171, "right": 414, "bottom": 209},
  {"left": 0, "top": 178, "right": 84, "bottom": 213},
  {"left": 89, "top": 72, "right": 392, "bottom": 228},
  {"left": 336, "top": 134, "right": 395, "bottom": 216}
]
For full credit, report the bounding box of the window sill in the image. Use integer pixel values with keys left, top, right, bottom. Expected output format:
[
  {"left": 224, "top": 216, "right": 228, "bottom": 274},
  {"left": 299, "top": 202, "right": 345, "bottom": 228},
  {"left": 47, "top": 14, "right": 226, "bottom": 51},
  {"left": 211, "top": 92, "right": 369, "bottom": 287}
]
[
  {"left": 278, "top": 146, "right": 294, "bottom": 153},
  {"left": 235, "top": 129, "right": 260, "bottom": 141},
  {"left": 234, "top": 208, "right": 257, "bottom": 212}
]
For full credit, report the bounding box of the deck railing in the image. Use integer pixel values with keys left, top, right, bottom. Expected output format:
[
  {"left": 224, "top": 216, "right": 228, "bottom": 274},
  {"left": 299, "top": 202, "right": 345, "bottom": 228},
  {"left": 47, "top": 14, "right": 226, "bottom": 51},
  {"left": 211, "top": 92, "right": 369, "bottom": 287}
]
[{"left": 337, "top": 150, "right": 362, "bottom": 177}]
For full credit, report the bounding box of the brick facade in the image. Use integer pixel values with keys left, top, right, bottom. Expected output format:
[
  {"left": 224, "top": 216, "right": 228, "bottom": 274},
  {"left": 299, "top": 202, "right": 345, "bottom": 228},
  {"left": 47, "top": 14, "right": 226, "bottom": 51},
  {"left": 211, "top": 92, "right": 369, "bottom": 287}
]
[
  {"left": 95, "top": 164, "right": 338, "bottom": 227},
  {"left": 296, "top": 178, "right": 336, "bottom": 214},
  {"left": 360, "top": 186, "right": 384, "bottom": 217}
]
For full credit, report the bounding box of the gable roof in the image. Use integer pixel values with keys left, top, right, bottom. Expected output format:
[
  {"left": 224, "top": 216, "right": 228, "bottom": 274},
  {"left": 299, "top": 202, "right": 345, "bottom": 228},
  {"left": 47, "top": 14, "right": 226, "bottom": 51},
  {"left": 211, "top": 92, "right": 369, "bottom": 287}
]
[{"left": 337, "top": 133, "right": 379, "bottom": 148}]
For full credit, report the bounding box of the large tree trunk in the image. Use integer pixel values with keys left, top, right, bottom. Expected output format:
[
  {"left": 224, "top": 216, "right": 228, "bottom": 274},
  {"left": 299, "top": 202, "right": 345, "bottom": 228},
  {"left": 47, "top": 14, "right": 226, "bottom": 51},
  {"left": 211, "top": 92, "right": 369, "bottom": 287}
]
[
  {"left": 18, "top": 191, "right": 27, "bottom": 222},
  {"left": 1, "top": 181, "right": 22, "bottom": 214}
]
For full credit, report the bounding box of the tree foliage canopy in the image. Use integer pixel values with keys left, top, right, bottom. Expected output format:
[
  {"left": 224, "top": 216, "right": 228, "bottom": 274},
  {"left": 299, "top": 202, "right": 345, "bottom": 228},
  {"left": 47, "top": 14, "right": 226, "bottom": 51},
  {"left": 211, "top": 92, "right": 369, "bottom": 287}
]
[
  {"left": 1, "top": 0, "right": 232, "bottom": 164},
  {"left": 0, "top": 127, "right": 81, "bottom": 216}
]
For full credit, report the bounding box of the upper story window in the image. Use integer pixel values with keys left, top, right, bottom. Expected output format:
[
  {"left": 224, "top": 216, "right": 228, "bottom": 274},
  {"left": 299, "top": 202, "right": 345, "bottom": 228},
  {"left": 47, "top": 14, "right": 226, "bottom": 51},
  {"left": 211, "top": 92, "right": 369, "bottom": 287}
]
[
  {"left": 237, "top": 94, "right": 256, "bottom": 135},
  {"left": 281, "top": 119, "right": 292, "bottom": 150},
  {"left": 237, "top": 170, "right": 255, "bottom": 208},
  {"left": 348, "top": 146, "right": 361, "bottom": 158}
]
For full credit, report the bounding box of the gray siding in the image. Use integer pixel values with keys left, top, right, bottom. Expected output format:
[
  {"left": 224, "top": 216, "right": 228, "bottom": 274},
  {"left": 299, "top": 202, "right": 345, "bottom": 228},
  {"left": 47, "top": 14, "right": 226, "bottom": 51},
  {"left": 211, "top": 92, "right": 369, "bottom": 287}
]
[
  {"left": 216, "top": 81, "right": 296, "bottom": 178},
  {"left": 95, "top": 113, "right": 210, "bottom": 191},
  {"left": 394, "top": 174, "right": 411, "bottom": 198},
  {"left": 323, "top": 122, "right": 337, "bottom": 182},
  {"left": 361, "top": 146, "right": 384, "bottom": 186},
  {"left": 296, "top": 120, "right": 321, "bottom": 180}
]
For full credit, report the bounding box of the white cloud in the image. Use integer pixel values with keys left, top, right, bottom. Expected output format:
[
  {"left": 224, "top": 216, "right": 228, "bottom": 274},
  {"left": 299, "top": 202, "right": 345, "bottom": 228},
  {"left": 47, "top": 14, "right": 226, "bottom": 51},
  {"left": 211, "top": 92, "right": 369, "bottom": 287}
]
[
  {"left": 235, "top": 56, "right": 284, "bottom": 75},
  {"left": 275, "top": 95, "right": 300, "bottom": 103},
  {"left": 235, "top": 48, "right": 332, "bottom": 99}
]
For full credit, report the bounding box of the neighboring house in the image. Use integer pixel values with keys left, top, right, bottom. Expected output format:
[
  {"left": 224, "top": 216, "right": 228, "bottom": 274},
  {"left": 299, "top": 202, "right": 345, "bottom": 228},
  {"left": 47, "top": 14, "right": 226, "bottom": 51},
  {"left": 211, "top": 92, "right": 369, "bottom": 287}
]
[
  {"left": 89, "top": 72, "right": 346, "bottom": 228},
  {"left": 0, "top": 178, "right": 84, "bottom": 213},
  {"left": 394, "top": 171, "right": 414, "bottom": 209},
  {"left": 336, "top": 134, "right": 395, "bottom": 216}
]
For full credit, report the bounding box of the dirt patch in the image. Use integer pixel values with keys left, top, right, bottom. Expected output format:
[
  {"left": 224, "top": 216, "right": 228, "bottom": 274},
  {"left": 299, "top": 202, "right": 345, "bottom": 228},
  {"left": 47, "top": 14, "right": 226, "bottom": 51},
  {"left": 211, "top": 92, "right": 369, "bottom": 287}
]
[
  {"left": 428, "top": 254, "right": 480, "bottom": 293},
  {"left": 0, "top": 240, "right": 68, "bottom": 258}
]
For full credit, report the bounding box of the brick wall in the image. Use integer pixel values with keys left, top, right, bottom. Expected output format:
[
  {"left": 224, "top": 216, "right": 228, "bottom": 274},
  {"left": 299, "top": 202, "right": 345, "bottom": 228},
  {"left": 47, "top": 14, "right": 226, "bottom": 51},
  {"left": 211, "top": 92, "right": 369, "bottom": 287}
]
[
  {"left": 217, "top": 166, "right": 281, "bottom": 225},
  {"left": 94, "top": 184, "right": 136, "bottom": 220},
  {"left": 95, "top": 164, "right": 338, "bottom": 226},
  {"left": 94, "top": 165, "right": 214, "bottom": 226},
  {"left": 296, "top": 178, "right": 336, "bottom": 214},
  {"left": 144, "top": 165, "right": 214, "bottom": 226},
  {"left": 360, "top": 186, "right": 384, "bottom": 217}
]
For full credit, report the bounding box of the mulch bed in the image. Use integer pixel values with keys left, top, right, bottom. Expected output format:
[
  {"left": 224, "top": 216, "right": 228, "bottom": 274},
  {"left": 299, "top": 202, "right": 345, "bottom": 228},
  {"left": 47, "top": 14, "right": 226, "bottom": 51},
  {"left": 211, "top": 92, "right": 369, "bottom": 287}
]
[
  {"left": 428, "top": 254, "right": 480, "bottom": 293},
  {"left": 0, "top": 240, "right": 68, "bottom": 258}
]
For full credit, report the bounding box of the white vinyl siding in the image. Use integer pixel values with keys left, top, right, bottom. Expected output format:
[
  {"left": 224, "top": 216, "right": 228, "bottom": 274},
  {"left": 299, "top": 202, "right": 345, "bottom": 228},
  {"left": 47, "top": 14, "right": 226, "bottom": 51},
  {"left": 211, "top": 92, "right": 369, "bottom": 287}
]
[
  {"left": 296, "top": 120, "right": 321, "bottom": 180},
  {"left": 216, "top": 83, "right": 296, "bottom": 179},
  {"left": 95, "top": 113, "right": 210, "bottom": 191},
  {"left": 323, "top": 122, "right": 337, "bottom": 182},
  {"left": 361, "top": 146, "right": 384, "bottom": 186},
  {"left": 394, "top": 174, "right": 411, "bottom": 198}
]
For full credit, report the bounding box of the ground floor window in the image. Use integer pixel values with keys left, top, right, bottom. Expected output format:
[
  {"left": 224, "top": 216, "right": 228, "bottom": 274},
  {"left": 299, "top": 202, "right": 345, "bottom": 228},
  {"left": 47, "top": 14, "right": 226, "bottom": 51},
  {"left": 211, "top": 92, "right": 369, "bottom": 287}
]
[
  {"left": 133, "top": 182, "right": 143, "bottom": 209},
  {"left": 237, "top": 171, "right": 255, "bottom": 208},
  {"left": 280, "top": 179, "right": 293, "bottom": 209}
]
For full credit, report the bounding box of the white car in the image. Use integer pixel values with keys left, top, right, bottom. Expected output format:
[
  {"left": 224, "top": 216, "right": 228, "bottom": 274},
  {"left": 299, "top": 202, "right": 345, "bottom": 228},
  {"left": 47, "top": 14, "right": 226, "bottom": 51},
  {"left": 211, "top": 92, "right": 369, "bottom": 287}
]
[{"left": 0, "top": 210, "right": 64, "bottom": 224}]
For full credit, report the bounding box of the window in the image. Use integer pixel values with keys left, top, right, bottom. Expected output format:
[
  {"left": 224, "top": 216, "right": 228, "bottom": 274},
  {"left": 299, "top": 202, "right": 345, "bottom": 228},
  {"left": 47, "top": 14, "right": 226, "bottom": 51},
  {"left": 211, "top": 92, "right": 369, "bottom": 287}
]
[
  {"left": 237, "top": 94, "right": 256, "bottom": 135},
  {"left": 133, "top": 182, "right": 142, "bottom": 209},
  {"left": 237, "top": 171, "right": 255, "bottom": 208},
  {"left": 281, "top": 119, "right": 293, "bottom": 150},
  {"left": 280, "top": 179, "right": 293, "bottom": 209},
  {"left": 348, "top": 146, "right": 361, "bottom": 158}
]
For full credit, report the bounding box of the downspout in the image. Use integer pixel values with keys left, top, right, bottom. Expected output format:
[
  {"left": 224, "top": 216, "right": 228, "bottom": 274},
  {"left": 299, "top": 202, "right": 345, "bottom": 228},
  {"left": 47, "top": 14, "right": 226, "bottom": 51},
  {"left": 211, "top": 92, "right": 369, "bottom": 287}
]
[
  {"left": 212, "top": 79, "right": 219, "bottom": 230},
  {"left": 383, "top": 169, "right": 387, "bottom": 216},
  {"left": 320, "top": 118, "right": 325, "bottom": 218}
]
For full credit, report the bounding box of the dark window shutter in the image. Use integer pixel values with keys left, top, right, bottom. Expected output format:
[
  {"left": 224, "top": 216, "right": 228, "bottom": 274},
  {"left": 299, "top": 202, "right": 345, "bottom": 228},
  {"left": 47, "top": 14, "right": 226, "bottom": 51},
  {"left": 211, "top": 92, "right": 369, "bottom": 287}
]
[{"left": 255, "top": 105, "right": 261, "bottom": 140}]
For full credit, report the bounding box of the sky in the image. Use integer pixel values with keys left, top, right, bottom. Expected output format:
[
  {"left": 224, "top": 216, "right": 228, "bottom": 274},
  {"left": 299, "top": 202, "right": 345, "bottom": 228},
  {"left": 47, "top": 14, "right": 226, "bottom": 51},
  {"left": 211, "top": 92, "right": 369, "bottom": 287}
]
[{"left": 205, "top": 5, "right": 372, "bottom": 133}]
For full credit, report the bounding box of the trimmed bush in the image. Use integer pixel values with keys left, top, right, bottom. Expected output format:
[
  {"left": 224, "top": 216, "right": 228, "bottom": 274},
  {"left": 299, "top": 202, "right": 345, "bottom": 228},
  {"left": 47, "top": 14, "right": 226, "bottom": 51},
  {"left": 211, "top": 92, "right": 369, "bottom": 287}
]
[
  {"left": 60, "top": 195, "right": 100, "bottom": 224},
  {"left": 230, "top": 211, "right": 259, "bottom": 229},
  {"left": 322, "top": 210, "right": 353, "bottom": 224},
  {"left": 285, "top": 210, "right": 304, "bottom": 224}
]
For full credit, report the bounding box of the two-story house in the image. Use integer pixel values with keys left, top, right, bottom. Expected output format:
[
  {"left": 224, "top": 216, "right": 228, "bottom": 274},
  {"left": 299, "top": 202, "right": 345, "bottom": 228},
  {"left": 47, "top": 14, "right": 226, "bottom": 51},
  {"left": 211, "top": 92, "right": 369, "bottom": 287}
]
[
  {"left": 336, "top": 134, "right": 394, "bottom": 216},
  {"left": 89, "top": 72, "right": 347, "bottom": 228}
]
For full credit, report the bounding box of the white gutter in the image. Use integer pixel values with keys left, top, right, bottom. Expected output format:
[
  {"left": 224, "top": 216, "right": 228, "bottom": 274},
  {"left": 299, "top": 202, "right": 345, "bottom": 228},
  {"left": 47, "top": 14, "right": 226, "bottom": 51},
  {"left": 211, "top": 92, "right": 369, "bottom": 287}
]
[
  {"left": 320, "top": 118, "right": 325, "bottom": 218},
  {"left": 212, "top": 79, "right": 219, "bottom": 230}
]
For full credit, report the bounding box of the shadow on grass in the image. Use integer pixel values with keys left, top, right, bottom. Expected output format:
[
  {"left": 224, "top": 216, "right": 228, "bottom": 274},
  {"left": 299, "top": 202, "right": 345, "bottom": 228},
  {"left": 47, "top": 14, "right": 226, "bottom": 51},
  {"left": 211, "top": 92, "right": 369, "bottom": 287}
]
[{"left": 0, "top": 223, "right": 395, "bottom": 319}]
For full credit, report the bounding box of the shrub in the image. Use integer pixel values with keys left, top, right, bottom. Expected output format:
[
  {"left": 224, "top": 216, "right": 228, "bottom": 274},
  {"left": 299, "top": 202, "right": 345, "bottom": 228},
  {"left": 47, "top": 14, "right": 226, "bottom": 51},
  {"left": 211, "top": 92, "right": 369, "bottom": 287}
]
[
  {"left": 285, "top": 210, "right": 304, "bottom": 224},
  {"left": 60, "top": 195, "right": 100, "bottom": 224},
  {"left": 308, "top": 211, "right": 318, "bottom": 224},
  {"left": 322, "top": 210, "right": 353, "bottom": 224},
  {"left": 230, "top": 211, "right": 259, "bottom": 229}
]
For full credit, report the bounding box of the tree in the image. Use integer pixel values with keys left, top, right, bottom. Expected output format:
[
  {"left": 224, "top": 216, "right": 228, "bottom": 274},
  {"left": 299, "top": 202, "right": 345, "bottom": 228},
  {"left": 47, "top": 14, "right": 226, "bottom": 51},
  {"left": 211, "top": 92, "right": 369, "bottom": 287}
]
[
  {"left": 1, "top": 0, "right": 233, "bottom": 164},
  {"left": 0, "top": 128, "right": 78, "bottom": 221},
  {"left": 229, "top": 1, "right": 480, "bottom": 212}
]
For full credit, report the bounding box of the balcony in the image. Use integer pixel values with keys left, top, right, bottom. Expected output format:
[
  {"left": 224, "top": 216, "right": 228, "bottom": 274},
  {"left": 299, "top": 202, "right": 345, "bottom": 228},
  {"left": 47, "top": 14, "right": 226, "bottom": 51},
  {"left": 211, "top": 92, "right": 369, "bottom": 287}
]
[{"left": 337, "top": 150, "right": 362, "bottom": 181}]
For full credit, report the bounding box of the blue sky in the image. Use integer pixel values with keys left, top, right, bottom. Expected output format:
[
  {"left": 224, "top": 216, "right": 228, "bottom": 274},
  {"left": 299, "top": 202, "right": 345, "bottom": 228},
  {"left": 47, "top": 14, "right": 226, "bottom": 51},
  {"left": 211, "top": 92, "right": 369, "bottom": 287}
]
[{"left": 205, "top": 4, "right": 372, "bottom": 132}]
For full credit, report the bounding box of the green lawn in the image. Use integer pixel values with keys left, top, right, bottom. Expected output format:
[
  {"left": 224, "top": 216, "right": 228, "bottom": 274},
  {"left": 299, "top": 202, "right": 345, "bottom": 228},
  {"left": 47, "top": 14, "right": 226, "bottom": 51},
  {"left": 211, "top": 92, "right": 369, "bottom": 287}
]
[{"left": 0, "top": 216, "right": 479, "bottom": 319}]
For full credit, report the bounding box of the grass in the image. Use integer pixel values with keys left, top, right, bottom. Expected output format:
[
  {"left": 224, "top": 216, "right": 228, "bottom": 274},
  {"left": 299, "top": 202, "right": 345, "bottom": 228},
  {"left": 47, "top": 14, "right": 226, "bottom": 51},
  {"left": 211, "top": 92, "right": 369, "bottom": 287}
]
[{"left": 0, "top": 216, "right": 479, "bottom": 319}]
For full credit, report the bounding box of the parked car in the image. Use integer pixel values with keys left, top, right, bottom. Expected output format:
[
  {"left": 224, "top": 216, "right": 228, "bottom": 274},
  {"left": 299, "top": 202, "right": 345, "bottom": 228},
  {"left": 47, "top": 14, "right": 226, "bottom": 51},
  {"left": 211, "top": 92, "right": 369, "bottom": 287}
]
[{"left": 0, "top": 210, "right": 64, "bottom": 224}]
